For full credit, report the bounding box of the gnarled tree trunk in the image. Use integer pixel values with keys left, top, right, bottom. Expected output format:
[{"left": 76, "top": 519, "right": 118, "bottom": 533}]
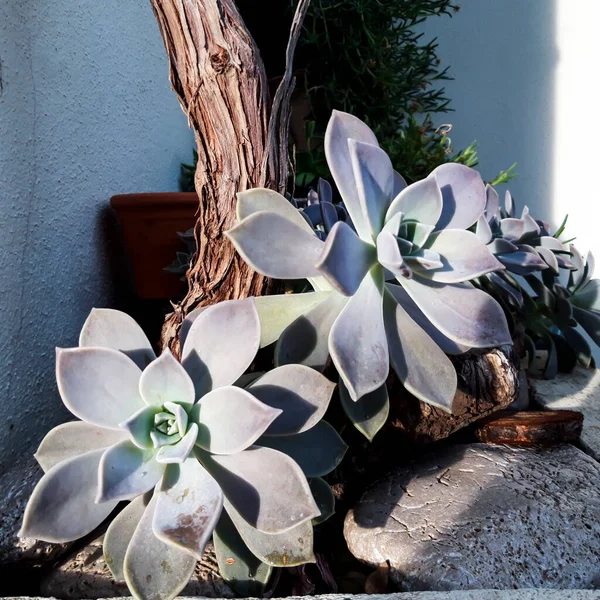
[{"left": 150, "top": 0, "right": 308, "bottom": 354}]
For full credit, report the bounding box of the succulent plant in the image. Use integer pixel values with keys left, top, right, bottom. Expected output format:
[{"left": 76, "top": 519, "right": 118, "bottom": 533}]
[
  {"left": 20, "top": 300, "right": 339, "bottom": 600},
  {"left": 227, "top": 110, "right": 511, "bottom": 437}
]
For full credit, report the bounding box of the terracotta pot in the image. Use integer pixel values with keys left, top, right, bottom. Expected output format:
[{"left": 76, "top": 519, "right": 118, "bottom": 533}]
[{"left": 110, "top": 193, "right": 198, "bottom": 300}]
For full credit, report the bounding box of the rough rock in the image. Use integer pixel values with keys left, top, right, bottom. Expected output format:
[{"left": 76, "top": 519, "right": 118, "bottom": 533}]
[
  {"left": 534, "top": 367, "right": 600, "bottom": 460},
  {"left": 40, "top": 540, "right": 233, "bottom": 598},
  {"left": 344, "top": 443, "right": 600, "bottom": 591}
]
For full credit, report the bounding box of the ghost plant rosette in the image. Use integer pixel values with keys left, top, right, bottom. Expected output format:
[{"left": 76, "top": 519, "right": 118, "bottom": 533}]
[
  {"left": 227, "top": 110, "right": 511, "bottom": 436},
  {"left": 21, "top": 299, "right": 338, "bottom": 600}
]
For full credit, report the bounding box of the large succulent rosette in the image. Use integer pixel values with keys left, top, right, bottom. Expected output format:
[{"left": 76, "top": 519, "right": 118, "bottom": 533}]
[
  {"left": 227, "top": 110, "right": 511, "bottom": 428},
  {"left": 21, "top": 299, "right": 339, "bottom": 600}
]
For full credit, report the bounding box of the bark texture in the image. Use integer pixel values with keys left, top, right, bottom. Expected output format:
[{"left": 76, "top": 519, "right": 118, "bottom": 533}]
[{"left": 150, "top": 0, "right": 309, "bottom": 354}]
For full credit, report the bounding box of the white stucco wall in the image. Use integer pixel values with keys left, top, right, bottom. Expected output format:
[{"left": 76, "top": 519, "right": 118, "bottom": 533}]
[
  {"left": 0, "top": 0, "right": 194, "bottom": 470},
  {"left": 423, "top": 0, "right": 600, "bottom": 259}
]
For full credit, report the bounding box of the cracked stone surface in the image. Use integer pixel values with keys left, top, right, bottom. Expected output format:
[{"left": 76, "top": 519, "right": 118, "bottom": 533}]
[
  {"left": 534, "top": 367, "right": 600, "bottom": 460},
  {"left": 344, "top": 443, "right": 600, "bottom": 591}
]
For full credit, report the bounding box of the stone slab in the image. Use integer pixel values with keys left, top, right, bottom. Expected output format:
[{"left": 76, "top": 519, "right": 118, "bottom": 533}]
[
  {"left": 534, "top": 367, "right": 600, "bottom": 460},
  {"left": 344, "top": 444, "right": 600, "bottom": 591}
]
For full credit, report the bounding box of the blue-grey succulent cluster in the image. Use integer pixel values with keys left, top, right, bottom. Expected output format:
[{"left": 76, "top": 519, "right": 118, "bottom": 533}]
[
  {"left": 20, "top": 301, "right": 343, "bottom": 600},
  {"left": 227, "top": 110, "right": 512, "bottom": 440}
]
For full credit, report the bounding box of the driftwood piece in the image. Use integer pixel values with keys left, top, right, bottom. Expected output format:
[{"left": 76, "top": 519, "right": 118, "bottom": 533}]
[
  {"left": 387, "top": 345, "right": 520, "bottom": 443},
  {"left": 474, "top": 410, "right": 583, "bottom": 446},
  {"left": 150, "top": 0, "right": 310, "bottom": 354}
]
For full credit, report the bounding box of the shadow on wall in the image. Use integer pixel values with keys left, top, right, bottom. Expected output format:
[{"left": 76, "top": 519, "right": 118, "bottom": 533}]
[{"left": 421, "top": 0, "right": 558, "bottom": 225}]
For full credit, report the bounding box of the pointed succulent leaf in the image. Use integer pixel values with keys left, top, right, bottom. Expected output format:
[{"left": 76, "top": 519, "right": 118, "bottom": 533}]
[
  {"left": 20, "top": 449, "right": 118, "bottom": 543},
  {"left": 485, "top": 184, "right": 499, "bottom": 219},
  {"left": 156, "top": 424, "right": 198, "bottom": 464},
  {"left": 124, "top": 493, "right": 196, "bottom": 600},
  {"left": 523, "top": 275, "right": 556, "bottom": 311},
  {"left": 193, "top": 387, "right": 281, "bottom": 455},
  {"left": 498, "top": 250, "right": 548, "bottom": 270},
  {"left": 275, "top": 292, "right": 348, "bottom": 371},
  {"left": 486, "top": 272, "right": 524, "bottom": 306},
  {"left": 569, "top": 245, "right": 586, "bottom": 290},
  {"left": 104, "top": 494, "right": 149, "bottom": 581},
  {"left": 561, "top": 326, "right": 593, "bottom": 368},
  {"left": 254, "top": 292, "right": 331, "bottom": 348},
  {"left": 119, "top": 406, "right": 160, "bottom": 449},
  {"left": 571, "top": 280, "right": 600, "bottom": 313},
  {"left": 153, "top": 458, "right": 223, "bottom": 558},
  {"left": 315, "top": 221, "right": 377, "bottom": 295},
  {"left": 393, "top": 171, "right": 408, "bottom": 197},
  {"left": 408, "top": 222, "right": 435, "bottom": 249},
  {"left": 433, "top": 163, "right": 486, "bottom": 230},
  {"left": 321, "top": 201, "right": 340, "bottom": 232},
  {"left": 79, "top": 308, "right": 156, "bottom": 369},
  {"left": 488, "top": 238, "right": 519, "bottom": 254},
  {"left": 539, "top": 236, "right": 568, "bottom": 251},
  {"left": 405, "top": 249, "right": 444, "bottom": 271},
  {"left": 505, "top": 190, "right": 515, "bottom": 217},
  {"left": 521, "top": 206, "right": 541, "bottom": 237},
  {"left": 97, "top": 441, "right": 164, "bottom": 503},
  {"left": 544, "top": 336, "right": 559, "bottom": 379},
  {"left": 499, "top": 218, "right": 525, "bottom": 242},
  {"left": 224, "top": 501, "right": 315, "bottom": 567},
  {"left": 324, "top": 110, "right": 379, "bottom": 241},
  {"left": 329, "top": 267, "right": 389, "bottom": 401},
  {"left": 339, "top": 381, "right": 389, "bottom": 441},
  {"left": 310, "top": 478, "right": 335, "bottom": 525},
  {"left": 386, "top": 175, "right": 442, "bottom": 227},
  {"left": 213, "top": 510, "right": 272, "bottom": 596},
  {"left": 318, "top": 177, "right": 333, "bottom": 203},
  {"left": 139, "top": 349, "right": 195, "bottom": 410},
  {"left": 248, "top": 365, "right": 335, "bottom": 436},
  {"left": 226, "top": 212, "right": 324, "bottom": 279},
  {"left": 182, "top": 298, "right": 260, "bottom": 398},
  {"left": 476, "top": 214, "right": 493, "bottom": 244},
  {"left": 348, "top": 138, "right": 394, "bottom": 235},
  {"left": 236, "top": 188, "right": 315, "bottom": 233},
  {"left": 581, "top": 251, "right": 596, "bottom": 289},
  {"left": 376, "top": 231, "right": 410, "bottom": 278},
  {"left": 56, "top": 347, "right": 144, "bottom": 430},
  {"left": 573, "top": 306, "right": 600, "bottom": 346},
  {"left": 199, "top": 445, "right": 320, "bottom": 533},
  {"left": 35, "top": 422, "right": 128, "bottom": 472},
  {"left": 257, "top": 422, "right": 347, "bottom": 478},
  {"left": 536, "top": 246, "right": 559, "bottom": 274},
  {"left": 383, "top": 289, "right": 456, "bottom": 411},
  {"left": 421, "top": 230, "right": 504, "bottom": 283},
  {"left": 401, "top": 277, "right": 512, "bottom": 348}
]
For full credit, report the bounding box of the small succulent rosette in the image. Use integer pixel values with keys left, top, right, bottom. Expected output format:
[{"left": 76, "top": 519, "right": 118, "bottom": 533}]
[
  {"left": 227, "top": 110, "right": 511, "bottom": 434},
  {"left": 21, "top": 299, "right": 339, "bottom": 600}
]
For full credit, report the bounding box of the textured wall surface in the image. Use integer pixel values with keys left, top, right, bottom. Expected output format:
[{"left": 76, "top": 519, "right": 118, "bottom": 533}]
[{"left": 0, "top": 0, "right": 194, "bottom": 471}]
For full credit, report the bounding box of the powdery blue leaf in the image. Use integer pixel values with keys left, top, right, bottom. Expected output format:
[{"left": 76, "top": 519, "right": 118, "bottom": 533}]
[
  {"left": 56, "top": 348, "right": 144, "bottom": 430},
  {"left": 124, "top": 493, "right": 196, "bottom": 600},
  {"left": 120, "top": 406, "right": 159, "bottom": 450},
  {"left": 476, "top": 214, "right": 493, "bottom": 244},
  {"left": 581, "top": 251, "right": 596, "bottom": 289},
  {"left": 401, "top": 277, "right": 512, "bottom": 348},
  {"left": 248, "top": 365, "right": 336, "bottom": 436},
  {"left": 486, "top": 272, "right": 524, "bottom": 306},
  {"left": 226, "top": 212, "right": 324, "bottom": 279},
  {"left": 257, "top": 422, "right": 347, "bottom": 478},
  {"left": 539, "top": 236, "right": 568, "bottom": 252},
  {"left": 104, "top": 494, "right": 149, "bottom": 581},
  {"left": 571, "top": 280, "right": 600, "bottom": 313},
  {"left": 315, "top": 221, "right": 377, "bottom": 295},
  {"left": 192, "top": 387, "right": 281, "bottom": 455},
  {"left": 404, "top": 249, "right": 444, "bottom": 271},
  {"left": 199, "top": 446, "right": 320, "bottom": 534},
  {"left": 79, "top": 308, "right": 156, "bottom": 370},
  {"left": 433, "top": 163, "right": 486, "bottom": 230},
  {"left": 253, "top": 292, "right": 331, "bottom": 348},
  {"left": 376, "top": 231, "right": 410, "bottom": 278},
  {"left": 139, "top": 350, "right": 195, "bottom": 410},
  {"left": 488, "top": 238, "right": 519, "bottom": 254},
  {"left": 324, "top": 110, "right": 379, "bottom": 240},
  {"left": 497, "top": 250, "right": 547, "bottom": 270},
  {"left": 182, "top": 298, "right": 260, "bottom": 398},
  {"left": 505, "top": 190, "right": 515, "bottom": 217},
  {"left": 213, "top": 510, "right": 273, "bottom": 596},
  {"left": 97, "top": 440, "right": 164, "bottom": 503},
  {"left": 383, "top": 289, "right": 456, "bottom": 411},
  {"left": 236, "top": 188, "right": 315, "bottom": 233},
  {"left": 485, "top": 184, "right": 499, "bottom": 219},
  {"left": 275, "top": 292, "right": 348, "bottom": 370},
  {"left": 536, "top": 246, "right": 559, "bottom": 274},
  {"left": 521, "top": 206, "right": 541, "bottom": 237},
  {"left": 156, "top": 424, "right": 198, "bottom": 464},
  {"left": 35, "top": 422, "right": 128, "bottom": 472},
  {"left": 385, "top": 175, "right": 442, "bottom": 227},
  {"left": 224, "top": 501, "right": 315, "bottom": 567},
  {"left": 393, "top": 171, "right": 408, "bottom": 197},
  {"left": 310, "top": 477, "right": 335, "bottom": 524},
  {"left": 499, "top": 218, "right": 525, "bottom": 242},
  {"left": 385, "top": 283, "right": 470, "bottom": 354},
  {"left": 20, "top": 449, "right": 118, "bottom": 543},
  {"left": 407, "top": 222, "right": 435, "bottom": 249},
  {"left": 569, "top": 244, "right": 586, "bottom": 289},
  {"left": 573, "top": 306, "right": 600, "bottom": 346},
  {"left": 420, "top": 229, "right": 504, "bottom": 283},
  {"left": 153, "top": 458, "right": 222, "bottom": 558},
  {"left": 339, "top": 381, "right": 389, "bottom": 441},
  {"left": 349, "top": 139, "right": 394, "bottom": 235}
]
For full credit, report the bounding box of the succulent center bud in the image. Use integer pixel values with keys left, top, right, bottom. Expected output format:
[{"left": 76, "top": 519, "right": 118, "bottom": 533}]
[{"left": 149, "top": 401, "right": 189, "bottom": 449}]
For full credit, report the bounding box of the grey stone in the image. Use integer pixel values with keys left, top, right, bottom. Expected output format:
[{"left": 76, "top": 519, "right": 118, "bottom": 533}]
[
  {"left": 0, "top": 456, "right": 73, "bottom": 567},
  {"left": 344, "top": 444, "right": 600, "bottom": 591},
  {"left": 534, "top": 367, "right": 600, "bottom": 460},
  {"left": 40, "top": 540, "right": 233, "bottom": 599}
]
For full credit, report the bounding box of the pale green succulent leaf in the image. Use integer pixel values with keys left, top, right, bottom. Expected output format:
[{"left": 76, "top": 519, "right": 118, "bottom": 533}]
[
  {"left": 56, "top": 347, "right": 144, "bottom": 430},
  {"left": 339, "top": 381, "right": 389, "bottom": 442},
  {"left": 153, "top": 458, "right": 222, "bottom": 559},
  {"left": 155, "top": 423, "right": 198, "bottom": 464},
  {"left": 20, "top": 449, "right": 118, "bottom": 543},
  {"left": 120, "top": 406, "right": 161, "bottom": 449},
  {"left": 386, "top": 175, "right": 442, "bottom": 227}
]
